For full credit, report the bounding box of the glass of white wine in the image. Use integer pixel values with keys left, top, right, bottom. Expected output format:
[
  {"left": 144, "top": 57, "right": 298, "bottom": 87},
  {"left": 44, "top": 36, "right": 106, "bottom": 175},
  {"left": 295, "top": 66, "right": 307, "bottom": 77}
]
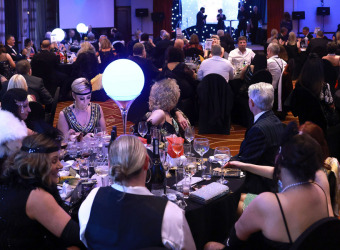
[
  {"left": 184, "top": 156, "right": 197, "bottom": 184},
  {"left": 138, "top": 121, "right": 148, "bottom": 138},
  {"left": 214, "top": 146, "right": 231, "bottom": 184},
  {"left": 95, "top": 165, "right": 109, "bottom": 186}
]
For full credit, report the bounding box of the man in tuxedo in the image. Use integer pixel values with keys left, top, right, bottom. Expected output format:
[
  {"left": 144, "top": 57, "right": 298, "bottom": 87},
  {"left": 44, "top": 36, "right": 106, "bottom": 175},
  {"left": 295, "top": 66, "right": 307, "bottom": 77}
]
[
  {"left": 216, "top": 9, "right": 226, "bottom": 31},
  {"left": 16, "top": 59, "right": 53, "bottom": 106},
  {"left": 307, "top": 30, "right": 329, "bottom": 58},
  {"left": 196, "top": 7, "right": 207, "bottom": 41},
  {"left": 5, "top": 35, "right": 25, "bottom": 61},
  {"left": 31, "top": 40, "right": 61, "bottom": 96},
  {"left": 237, "top": 6, "right": 248, "bottom": 38},
  {"left": 127, "top": 43, "right": 160, "bottom": 123},
  {"left": 231, "top": 82, "right": 284, "bottom": 194}
]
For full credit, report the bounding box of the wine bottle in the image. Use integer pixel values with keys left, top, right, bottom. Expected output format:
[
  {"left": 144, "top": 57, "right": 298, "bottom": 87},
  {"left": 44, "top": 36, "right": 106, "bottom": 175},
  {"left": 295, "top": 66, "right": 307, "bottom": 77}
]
[
  {"left": 150, "top": 138, "right": 165, "bottom": 191},
  {"left": 63, "top": 51, "right": 67, "bottom": 64}
]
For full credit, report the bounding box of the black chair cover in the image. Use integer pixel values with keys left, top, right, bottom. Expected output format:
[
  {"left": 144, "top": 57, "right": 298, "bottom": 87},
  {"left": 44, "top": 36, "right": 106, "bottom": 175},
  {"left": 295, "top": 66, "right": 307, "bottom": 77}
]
[{"left": 197, "top": 74, "right": 233, "bottom": 134}]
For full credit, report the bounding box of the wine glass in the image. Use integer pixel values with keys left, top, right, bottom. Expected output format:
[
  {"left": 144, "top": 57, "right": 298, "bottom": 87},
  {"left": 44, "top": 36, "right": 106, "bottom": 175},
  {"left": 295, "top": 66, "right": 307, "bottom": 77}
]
[
  {"left": 95, "top": 164, "right": 109, "bottom": 186},
  {"left": 138, "top": 121, "right": 148, "bottom": 138},
  {"left": 184, "top": 126, "right": 195, "bottom": 156},
  {"left": 160, "top": 149, "right": 171, "bottom": 194},
  {"left": 214, "top": 147, "right": 231, "bottom": 184},
  {"left": 184, "top": 156, "right": 197, "bottom": 184},
  {"left": 193, "top": 138, "right": 209, "bottom": 170}
]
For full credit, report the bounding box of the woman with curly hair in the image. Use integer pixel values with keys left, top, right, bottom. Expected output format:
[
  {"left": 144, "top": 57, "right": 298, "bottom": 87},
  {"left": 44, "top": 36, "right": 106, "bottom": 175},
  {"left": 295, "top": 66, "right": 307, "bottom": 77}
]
[
  {"left": 0, "top": 132, "right": 83, "bottom": 249},
  {"left": 145, "top": 78, "right": 189, "bottom": 136}
]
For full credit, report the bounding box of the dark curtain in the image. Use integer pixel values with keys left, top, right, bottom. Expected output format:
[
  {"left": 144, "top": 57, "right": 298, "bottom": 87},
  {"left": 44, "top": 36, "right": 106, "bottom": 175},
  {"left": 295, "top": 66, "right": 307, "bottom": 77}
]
[
  {"left": 153, "top": 0, "right": 173, "bottom": 38},
  {"left": 267, "top": 0, "right": 284, "bottom": 38}
]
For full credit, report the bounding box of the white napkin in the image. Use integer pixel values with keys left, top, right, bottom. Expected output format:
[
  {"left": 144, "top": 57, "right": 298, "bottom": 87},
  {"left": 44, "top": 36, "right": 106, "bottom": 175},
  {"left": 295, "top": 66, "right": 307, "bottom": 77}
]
[
  {"left": 189, "top": 182, "right": 229, "bottom": 204},
  {"left": 176, "top": 177, "right": 203, "bottom": 186}
]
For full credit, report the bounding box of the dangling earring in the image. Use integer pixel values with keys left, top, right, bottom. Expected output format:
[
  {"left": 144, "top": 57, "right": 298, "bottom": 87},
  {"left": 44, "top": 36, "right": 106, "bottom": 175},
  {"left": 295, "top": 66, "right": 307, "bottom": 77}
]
[{"left": 145, "top": 168, "right": 151, "bottom": 183}]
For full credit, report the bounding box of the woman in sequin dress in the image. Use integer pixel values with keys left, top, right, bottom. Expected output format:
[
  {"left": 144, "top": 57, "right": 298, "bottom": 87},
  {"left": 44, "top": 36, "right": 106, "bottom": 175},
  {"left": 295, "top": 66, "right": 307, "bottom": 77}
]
[{"left": 57, "top": 78, "right": 106, "bottom": 140}]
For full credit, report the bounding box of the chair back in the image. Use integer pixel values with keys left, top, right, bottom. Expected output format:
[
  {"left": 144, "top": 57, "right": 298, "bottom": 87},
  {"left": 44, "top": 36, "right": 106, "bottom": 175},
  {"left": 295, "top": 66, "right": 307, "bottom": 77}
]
[
  {"left": 46, "top": 86, "right": 60, "bottom": 125},
  {"left": 291, "top": 217, "right": 340, "bottom": 250},
  {"left": 250, "top": 69, "right": 273, "bottom": 85},
  {"left": 197, "top": 74, "right": 233, "bottom": 134}
]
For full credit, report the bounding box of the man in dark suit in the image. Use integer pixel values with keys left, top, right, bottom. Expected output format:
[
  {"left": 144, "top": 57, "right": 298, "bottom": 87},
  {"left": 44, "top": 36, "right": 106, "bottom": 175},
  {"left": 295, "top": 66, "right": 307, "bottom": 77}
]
[
  {"left": 231, "top": 82, "right": 284, "bottom": 194},
  {"left": 16, "top": 59, "right": 53, "bottom": 106},
  {"left": 307, "top": 30, "right": 329, "bottom": 58},
  {"left": 196, "top": 7, "right": 207, "bottom": 41},
  {"left": 128, "top": 43, "right": 160, "bottom": 123},
  {"left": 153, "top": 32, "right": 173, "bottom": 68},
  {"left": 31, "top": 40, "right": 60, "bottom": 96},
  {"left": 5, "top": 35, "right": 25, "bottom": 61}
]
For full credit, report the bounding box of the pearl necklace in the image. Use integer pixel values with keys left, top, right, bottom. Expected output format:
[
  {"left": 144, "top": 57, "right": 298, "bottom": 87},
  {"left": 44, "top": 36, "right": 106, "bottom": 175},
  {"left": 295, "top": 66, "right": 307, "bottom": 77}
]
[{"left": 280, "top": 181, "right": 310, "bottom": 193}]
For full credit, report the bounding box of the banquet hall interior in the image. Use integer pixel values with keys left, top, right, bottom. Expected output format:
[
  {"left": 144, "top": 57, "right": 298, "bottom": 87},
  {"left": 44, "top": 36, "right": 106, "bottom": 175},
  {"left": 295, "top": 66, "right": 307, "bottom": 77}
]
[{"left": 0, "top": 0, "right": 340, "bottom": 249}]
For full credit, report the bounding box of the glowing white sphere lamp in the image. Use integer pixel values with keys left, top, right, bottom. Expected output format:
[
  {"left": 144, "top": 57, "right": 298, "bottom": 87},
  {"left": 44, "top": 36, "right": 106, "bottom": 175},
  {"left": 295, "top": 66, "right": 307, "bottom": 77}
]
[
  {"left": 51, "top": 28, "right": 65, "bottom": 42},
  {"left": 76, "top": 23, "right": 88, "bottom": 34},
  {"left": 102, "top": 59, "right": 144, "bottom": 134}
]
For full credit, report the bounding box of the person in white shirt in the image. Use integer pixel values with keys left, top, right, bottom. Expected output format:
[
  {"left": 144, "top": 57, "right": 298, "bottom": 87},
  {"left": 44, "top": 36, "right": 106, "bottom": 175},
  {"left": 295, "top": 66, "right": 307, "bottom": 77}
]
[
  {"left": 78, "top": 135, "right": 196, "bottom": 250},
  {"left": 267, "top": 42, "right": 287, "bottom": 111},
  {"left": 197, "top": 44, "right": 234, "bottom": 82},
  {"left": 228, "top": 36, "right": 255, "bottom": 72}
]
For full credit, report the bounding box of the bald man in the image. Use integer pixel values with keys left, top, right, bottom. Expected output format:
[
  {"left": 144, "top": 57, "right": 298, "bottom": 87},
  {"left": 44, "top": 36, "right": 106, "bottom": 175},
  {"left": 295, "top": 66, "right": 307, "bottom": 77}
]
[
  {"left": 174, "top": 39, "right": 184, "bottom": 50},
  {"left": 31, "top": 40, "right": 61, "bottom": 96}
]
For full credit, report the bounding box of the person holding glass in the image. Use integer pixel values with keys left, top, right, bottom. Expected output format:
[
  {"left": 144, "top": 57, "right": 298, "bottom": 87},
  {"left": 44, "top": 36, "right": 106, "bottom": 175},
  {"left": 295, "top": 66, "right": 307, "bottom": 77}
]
[
  {"left": 58, "top": 78, "right": 106, "bottom": 141},
  {"left": 139, "top": 78, "right": 190, "bottom": 138},
  {"left": 0, "top": 132, "right": 83, "bottom": 249},
  {"left": 79, "top": 135, "right": 196, "bottom": 249},
  {"left": 205, "top": 123, "right": 333, "bottom": 249}
]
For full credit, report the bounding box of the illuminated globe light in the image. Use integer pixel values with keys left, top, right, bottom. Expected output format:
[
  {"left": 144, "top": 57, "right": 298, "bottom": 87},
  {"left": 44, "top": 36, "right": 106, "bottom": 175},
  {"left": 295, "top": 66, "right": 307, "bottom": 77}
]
[
  {"left": 51, "top": 28, "right": 65, "bottom": 42},
  {"left": 76, "top": 23, "right": 88, "bottom": 34},
  {"left": 102, "top": 59, "right": 144, "bottom": 134}
]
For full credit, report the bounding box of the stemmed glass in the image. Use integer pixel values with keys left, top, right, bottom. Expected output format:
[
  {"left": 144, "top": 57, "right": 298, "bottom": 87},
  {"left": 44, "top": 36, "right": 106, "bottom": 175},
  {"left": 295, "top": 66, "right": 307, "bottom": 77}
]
[
  {"left": 138, "top": 121, "right": 148, "bottom": 138},
  {"left": 193, "top": 138, "right": 209, "bottom": 170},
  {"left": 184, "top": 126, "right": 195, "bottom": 156},
  {"left": 214, "top": 147, "right": 231, "bottom": 184},
  {"left": 184, "top": 156, "right": 197, "bottom": 184}
]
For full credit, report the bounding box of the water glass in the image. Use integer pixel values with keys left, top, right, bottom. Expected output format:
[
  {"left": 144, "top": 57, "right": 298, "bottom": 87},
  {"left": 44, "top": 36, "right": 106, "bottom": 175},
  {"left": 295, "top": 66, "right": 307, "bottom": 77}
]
[
  {"left": 184, "top": 156, "right": 197, "bottom": 182},
  {"left": 182, "top": 178, "right": 190, "bottom": 199},
  {"left": 202, "top": 157, "right": 212, "bottom": 180},
  {"left": 78, "top": 158, "right": 89, "bottom": 178},
  {"left": 214, "top": 147, "right": 231, "bottom": 184},
  {"left": 193, "top": 138, "right": 209, "bottom": 170},
  {"left": 183, "top": 143, "right": 192, "bottom": 157},
  {"left": 138, "top": 121, "right": 148, "bottom": 138}
]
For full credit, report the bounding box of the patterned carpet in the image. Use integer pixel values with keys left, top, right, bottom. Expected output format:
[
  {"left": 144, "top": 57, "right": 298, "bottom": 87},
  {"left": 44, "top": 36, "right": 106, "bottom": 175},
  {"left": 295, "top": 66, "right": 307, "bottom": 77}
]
[{"left": 54, "top": 100, "right": 298, "bottom": 156}]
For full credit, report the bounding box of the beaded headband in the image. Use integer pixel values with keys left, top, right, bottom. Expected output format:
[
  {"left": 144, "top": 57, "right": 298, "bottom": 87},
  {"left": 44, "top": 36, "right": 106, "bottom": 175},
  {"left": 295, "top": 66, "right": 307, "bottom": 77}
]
[
  {"left": 72, "top": 79, "right": 92, "bottom": 95},
  {"left": 21, "top": 145, "right": 60, "bottom": 154}
]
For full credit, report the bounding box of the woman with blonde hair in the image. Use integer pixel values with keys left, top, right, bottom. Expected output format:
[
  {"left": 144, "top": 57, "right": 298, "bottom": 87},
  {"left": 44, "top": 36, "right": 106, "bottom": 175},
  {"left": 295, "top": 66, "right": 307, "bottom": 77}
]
[
  {"left": 79, "top": 134, "right": 195, "bottom": 249},
  {"left": 58, "top": 78, "right": 106, "bottom": 140},
  {"left": 0, "top": 132, "right": 83, "bottom": 249},
  {"left": 6, "top": 74, "right": 36, "bottom": 102},
  {"left": 285, "top": 31, "right": 301, "bottom": 60},
  {"left": 98, "top": 38, "right": 116, "bottom": 73}
]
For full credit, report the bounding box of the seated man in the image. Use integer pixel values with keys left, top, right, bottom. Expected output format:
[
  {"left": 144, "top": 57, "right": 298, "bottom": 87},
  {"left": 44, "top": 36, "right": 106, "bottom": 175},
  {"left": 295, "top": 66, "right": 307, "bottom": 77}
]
[
  {"left": 231, "top": 82, "right": 284, "bottom": 194},
  {"left": 307, "top": 30, "right": 329, "bottom": 58},
  {"left": 15, "top": 59, "right": 54, "bottom": 106},
  {"left": 5, "top": 35, "right": 25, "bottom": 61},
  {"left": 197, "top": 44, "right": 234, "bottom": 82},
  {"left": 228, "top": 36, "right": 255, "bottom": 73},
  {"left": 267, "top": 42, "right": 287, "bottom": 112}
]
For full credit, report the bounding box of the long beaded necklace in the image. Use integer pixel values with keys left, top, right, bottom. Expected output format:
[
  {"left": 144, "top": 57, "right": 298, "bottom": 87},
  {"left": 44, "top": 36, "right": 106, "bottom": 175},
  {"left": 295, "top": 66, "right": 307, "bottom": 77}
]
[{"left": 280, "top": 181, "right": 310, "bottom": 193}]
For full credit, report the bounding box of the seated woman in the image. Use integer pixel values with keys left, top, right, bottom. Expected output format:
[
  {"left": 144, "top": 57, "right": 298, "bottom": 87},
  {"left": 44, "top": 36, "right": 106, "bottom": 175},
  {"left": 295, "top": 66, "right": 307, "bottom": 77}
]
[
  {"left": 145, "top": 78, "right": 189, "bottom": 137},
  {"left": 0, "top": 109, "right": 27, "bottom": 171},
  {"left": 0, "top": 43, "right": 15, "bottom": 80},
  {"left": 21, "top": 38, "right": 37, "bottom": 59},
  {"left": 284, "top": 31, "right": 301, "bottom": 61},
  {"left": 6, "top": 74, "right": 36, "bottom": 101},
  {"left": 184, "top": 33, "right": 204, "bottom": 57},
  {"left": 0, "top": 132, "right": 82, "bottom": 249},
  {"left": 57, "top": 78, "right": 106, "bottom": 140},
  {"left": 79, "top": 134, "right": 195, "bottom": 249},
  {"left": 206, "top": 122, "right": 332, "bottom": 249},
  {"left": 1, "top": 88, "right": 33, "bottom": 135}
]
